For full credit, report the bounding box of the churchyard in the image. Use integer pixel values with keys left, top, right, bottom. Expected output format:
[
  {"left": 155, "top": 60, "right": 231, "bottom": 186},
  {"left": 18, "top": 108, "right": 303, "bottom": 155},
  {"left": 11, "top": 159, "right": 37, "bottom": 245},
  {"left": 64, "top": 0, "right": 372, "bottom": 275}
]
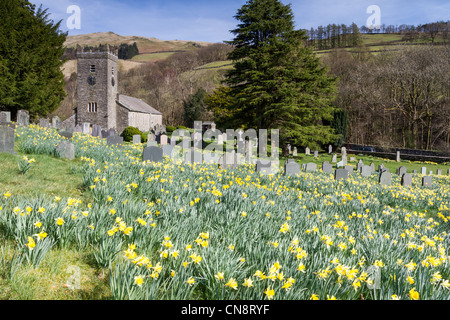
[{"left": 0, "top": 120, "right": 450, "bottom": 300}]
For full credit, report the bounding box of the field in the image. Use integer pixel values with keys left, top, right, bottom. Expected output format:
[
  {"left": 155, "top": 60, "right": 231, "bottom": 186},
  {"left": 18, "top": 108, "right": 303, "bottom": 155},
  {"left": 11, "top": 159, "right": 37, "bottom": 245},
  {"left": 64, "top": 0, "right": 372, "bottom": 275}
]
[{"left": 1, "top": 125, "right": 450, "bottom": 300}]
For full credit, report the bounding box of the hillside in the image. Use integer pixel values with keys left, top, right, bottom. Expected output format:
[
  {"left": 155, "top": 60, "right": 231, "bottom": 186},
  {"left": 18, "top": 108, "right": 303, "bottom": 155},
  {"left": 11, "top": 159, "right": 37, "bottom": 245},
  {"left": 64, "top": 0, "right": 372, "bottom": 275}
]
[{"left": 64, "top": 32, "right": 214, "bottom": 54}]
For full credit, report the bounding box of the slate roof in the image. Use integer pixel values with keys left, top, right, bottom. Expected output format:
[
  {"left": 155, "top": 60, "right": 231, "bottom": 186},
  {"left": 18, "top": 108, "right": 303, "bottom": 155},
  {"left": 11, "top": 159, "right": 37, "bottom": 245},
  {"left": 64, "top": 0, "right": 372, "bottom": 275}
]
[{"left": 116, "top": 94, "right": 162, "bottom": 115}]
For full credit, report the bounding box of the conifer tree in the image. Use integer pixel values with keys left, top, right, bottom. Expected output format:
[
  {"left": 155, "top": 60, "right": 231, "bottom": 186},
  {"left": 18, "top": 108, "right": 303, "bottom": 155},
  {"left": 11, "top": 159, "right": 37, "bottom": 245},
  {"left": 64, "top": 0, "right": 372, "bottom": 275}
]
[
  {"left": 0, "top": 0, "right": 67, "bottom": 118},
  {"left": 224, "top": 0, "right": 338, "bottom": 151}
]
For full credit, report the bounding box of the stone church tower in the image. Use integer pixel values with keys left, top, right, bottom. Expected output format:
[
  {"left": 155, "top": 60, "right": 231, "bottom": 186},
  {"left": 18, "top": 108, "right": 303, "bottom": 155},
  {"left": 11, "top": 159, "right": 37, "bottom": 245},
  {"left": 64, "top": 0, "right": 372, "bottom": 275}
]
[{"left": 76, "top": 50, "right": 118, "bottom": 130}]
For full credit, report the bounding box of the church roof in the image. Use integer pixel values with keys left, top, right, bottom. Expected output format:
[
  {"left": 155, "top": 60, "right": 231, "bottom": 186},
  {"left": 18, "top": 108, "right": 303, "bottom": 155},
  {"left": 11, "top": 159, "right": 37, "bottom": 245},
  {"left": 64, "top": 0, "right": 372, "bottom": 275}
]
[{"left": 116, "top": 94, "right": 162, "bottom": 115}]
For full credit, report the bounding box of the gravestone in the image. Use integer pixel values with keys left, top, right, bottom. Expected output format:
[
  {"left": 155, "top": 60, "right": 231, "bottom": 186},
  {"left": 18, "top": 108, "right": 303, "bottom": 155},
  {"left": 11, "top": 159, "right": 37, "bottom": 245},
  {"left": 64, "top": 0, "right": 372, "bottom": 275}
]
[
  {"left": 160, "top": 134, "right": 168, "bottom": 146},
  {"left": 52, "top": 116, "right": 62, "bottom": 129},
  {"left": 147, "top": 140, "right": 158, "bottom": 147},
  {"left": 305, "top": 162, "right": 317, "bottom": 172},
  {"left": 421, "top": 167, "right": 427, "bottom": 175},
  {"left": 350, "top": 157, "right": 356, "bottom": 162},
  {"left": 379, "top": 164, "right": 387, "bottom": 173},
  {"left": 220, "top": 152, "right": 238, "bottom": 169},
  {"left": 336, "top": 160, "right": 344, "bottom": 168},
  {"left": 437, "top": 169, "right": 442, "bottom": 176},
  {"left": 341, "top": 147, "right": 347, "bottom": 165},
  {"left": 370, "top": 163, "right": 375, "bottom": 173},
  {"left": 170, "top": 136, "right": 177, "bottom": 146},
  {"left": 332, "top": 154, "right": 337, "bottom": 163},
  {"left": 397, "top": 166, "right": 407, "bottom": 177},
  {"left": 0, "top": 111, "right": 11, "bottom": 123},
  {"left": 361, "top": 165, "right": 372, "bottom": 177},
  {"left": 379, "top": 171, "right": 392, "bottom": 186},
  {"left": 285, "top": 161, "right": 300, "bottom": 176},
  {"left": 292, "top": 147, "right": 297, "bottom": 157},
  {"left": 314, "top": 151, "right": 319, "bottom": 158},
  {"left": 401, "top": 173, "right": 413, "bottom": 187},
  {"left": 357, "top": 160, "right": 364, "bottom": 172},
  {"left": 256, "top": 159, "right": 272, "bottom": 174},
  {"left": 422, "top": 176, "right": 432, "bottom": 188},
  {"left": 217, "top": 134, "right": 224, "bottom": 145},
  {"left": 82, "top": 123, "right": 90, "bottom": 135},
  {"left": 287, "top": 144, "right": 291, "bottom": 154},
  {"left": 305, "top": 147, "right": 310, "bottom": 155},
  {"left": 322, "top": 162, "right": 333, "bottom": 174},
  {"left": 55, "top": 141, "right": 75, "bottom": 160},
  {"left": 0, "top": 125, "right": 15, "bottom": 154},
  {"left": 203, "top": 152, "right": 220, "bottom": 164},
  {"left": 301, "top": 163, "right": 306, "bottom": 170},
  {"left": 74, "top": 125, "right": 82, "bottom": 133},
  {"left": 107, "top": 128, "right": 117, "bottom": 138},
  {"left": 429, "top": 170, "right": 433, "bottom": 175},
  {"left": 335, "top": 169, "right": 348, "bottom": 181},
  {"left": 328, "top": 145, "right": 333, "bottom": 154},
  {"left": 133, "top": 135, "right": 141, "bottom": 144},
  {"left": 344, "top": 165, "right": 354, "bottom": 174},
  {"left": 59, "top": 130, "right": 73, "bottom": 139},
  {"left": 39, "top": 118, "right": 50, "bottom": 128},
  {"left": 413, "top": 170, "right": 418, "bottom": 174},
  {"left": 162, "top": 145, "right": 174, "bottom": 158},
  {"left": 142, "top": 146, "right": 163, "bottom": 163},
  {"left": 396, "top": 151, "right": 401, "bottom": 162},
  {"left": 101, "top": 130, "right": 108, "bottom": 138},
  {"left": 107, "top": 136, "right": 123, "bottom": 146},
  {"left": 185, "top": 149, "right": 202, "bottom": 164},
  {"left": 17, "top": 110, "right": 29, "bottom": 127}
]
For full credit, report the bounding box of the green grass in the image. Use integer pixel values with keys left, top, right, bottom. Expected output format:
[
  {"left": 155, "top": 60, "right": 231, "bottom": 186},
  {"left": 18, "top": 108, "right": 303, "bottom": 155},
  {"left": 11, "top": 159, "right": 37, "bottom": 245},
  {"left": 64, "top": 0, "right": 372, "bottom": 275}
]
[
  {"left": 131, "top": 52, "right": 175, "bottom": 62},
  {"left": 0, "top": 152, "right": 90, "bottom": 203}
]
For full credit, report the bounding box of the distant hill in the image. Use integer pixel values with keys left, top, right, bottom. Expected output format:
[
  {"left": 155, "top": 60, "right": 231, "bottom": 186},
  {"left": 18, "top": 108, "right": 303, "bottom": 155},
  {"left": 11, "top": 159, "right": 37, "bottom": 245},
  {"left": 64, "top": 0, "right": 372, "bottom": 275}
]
[{"left": 64, "top": 32, "right": 215, "bottom": 54}]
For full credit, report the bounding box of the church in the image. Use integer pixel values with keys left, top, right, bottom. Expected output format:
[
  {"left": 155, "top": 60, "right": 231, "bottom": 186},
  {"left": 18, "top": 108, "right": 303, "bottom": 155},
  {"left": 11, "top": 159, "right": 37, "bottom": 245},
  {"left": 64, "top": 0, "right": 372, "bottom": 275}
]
[{"left": 75, "top": 50, "right": 162, "bottom": 134}]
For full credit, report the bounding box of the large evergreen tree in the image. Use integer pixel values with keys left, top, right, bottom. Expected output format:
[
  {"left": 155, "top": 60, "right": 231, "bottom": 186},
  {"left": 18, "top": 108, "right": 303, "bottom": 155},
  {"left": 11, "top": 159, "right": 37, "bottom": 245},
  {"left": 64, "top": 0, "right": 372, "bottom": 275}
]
[
  {"left": 224, "top": 0, "right": 338, "bottom": 152},
  {"left": 0, "top": 0, "right": 67, "bottom": 119}
]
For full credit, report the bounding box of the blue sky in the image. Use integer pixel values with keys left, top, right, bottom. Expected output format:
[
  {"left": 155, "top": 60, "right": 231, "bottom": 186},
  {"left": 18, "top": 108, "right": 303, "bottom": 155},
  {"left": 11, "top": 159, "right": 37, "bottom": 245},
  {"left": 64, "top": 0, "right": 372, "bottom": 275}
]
[{"left": 30, "top": 0, "right": 450, "bottom": 43}]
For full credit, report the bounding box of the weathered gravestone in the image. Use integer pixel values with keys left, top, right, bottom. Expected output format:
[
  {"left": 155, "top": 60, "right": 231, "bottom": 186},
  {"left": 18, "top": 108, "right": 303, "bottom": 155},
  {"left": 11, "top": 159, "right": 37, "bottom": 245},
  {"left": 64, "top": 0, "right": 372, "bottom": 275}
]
[
  {"left": 379, "top": 164, "right": 388, "bottom": 173},
  {"left": 379, "top": 171, "right": 392, "bottom": 186},
  {"left": 305, "top": 162, "right": 317, "bottom": 172},
  {"left": 396, "top": 151, "right": 401, "bottom": 162},
  {"left": 217, "top": 134, "right": 223, "bottom": 145},
  {"left": 52, "top": 116, "right": 62, "bottom": 129},
  {"left": 133, "top": 135, "right": 141, "bottom": 144},
  {"left": 314, "top": 151, "right": 319, "bottom": 158},
  {"left": 344, "top": 165, "right": 354, "bottom": 174},
  {"left": 203, "top": 152, "right": 220, "bottom": 164},
  {"left": 185, "top": 149, "right": 202, "bottom": 164},
  {"left": 335, "top": 169, "right": 348, "bottom": 181},
  {"left": 59, "top": 130, "right": 73, "bottom": 139},
  {"left": 328, "top": 145, "right": 333, "bottom": 154},
  {"left": 341, "top": 147, "right": 347, "bottom": 165},
  {"left": 401, "top": 173, "right": 413, "bottom": 187},
  {"left": 421, "top": 167, "right": 427, "bottom": 175},
  {"left": 422, "top": 176, "right": 432, "bottom": 188},
  {"left": 397, "top": 166, "right": 407, "bottom": 177},
  {"left": 0, "top": 111, "right": 11, "bottom": 123},
  {"left": 147, "top": 140, "right": 158, "bottom": 147},
  {"left": 322, "top": 162, "right": 333, "bottom": 174},
  {"left": 437, "top": 169, "right": 442, "bottom": 176},
  {"left": 0, "top": 125, "right": 15, "bottom": 154},
  {"left": 107, "top": 136, "right": 123, "bottom": 146},
  {"left": 370, "top": 163, "right": 375, "bottom": 173},
  {"left": 160, "top": 134, "right": 168, "bottom": 146},
  {"left": 101, "top": 130, "right": 108, "bottom": 138},
  {"left": 357, "top": 160, "right": 364, "bottom": 172},
  {"left": 39, "top": 118, "right": 50, "bottom": 128},
  {"left": 361, "top": 165, "right": 372, "bottom": 178},
  {"left": 17, "top": 110, "right": 29, "bottom": 127},
  {"left": 292, "top": 147, "right": 297, "bottom": 157},
  {"left": 143, "top": 146, "right": 163, "bottom": 163},
  {"left": 92, "top": 125, "right": 101, "bottom": 138},
  {"left": 336, "top": 160, "right": 344, "bottom": 168},
  {"left": 74, "top": 125, "right": 82, "bottom": 133},
  {"left": 305, "top": 147, "right": 310, "bottom": 155},
  {"left": 82, "top": 123, "right": 90, "bottom": 135},
  {"left": 285, "top": 161, "right": 300, "bottom": 176},
  {"left": 413, "top": 170, "right": 418, "bottom": 174},
  {"left": 220, "top": 152, "right": 238, "bottom": 170},
  {"left": 55, "top": 141, "right": 75, "bottom": 160},
  {"left": 332, "top": 154, "right": 337, "bottom": 163},
  {"left": 161, "top": 145, "right": 174, "bottom": 158},
  {"left": 256, "top": 159, "right": 272, "bottom": 175}
]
